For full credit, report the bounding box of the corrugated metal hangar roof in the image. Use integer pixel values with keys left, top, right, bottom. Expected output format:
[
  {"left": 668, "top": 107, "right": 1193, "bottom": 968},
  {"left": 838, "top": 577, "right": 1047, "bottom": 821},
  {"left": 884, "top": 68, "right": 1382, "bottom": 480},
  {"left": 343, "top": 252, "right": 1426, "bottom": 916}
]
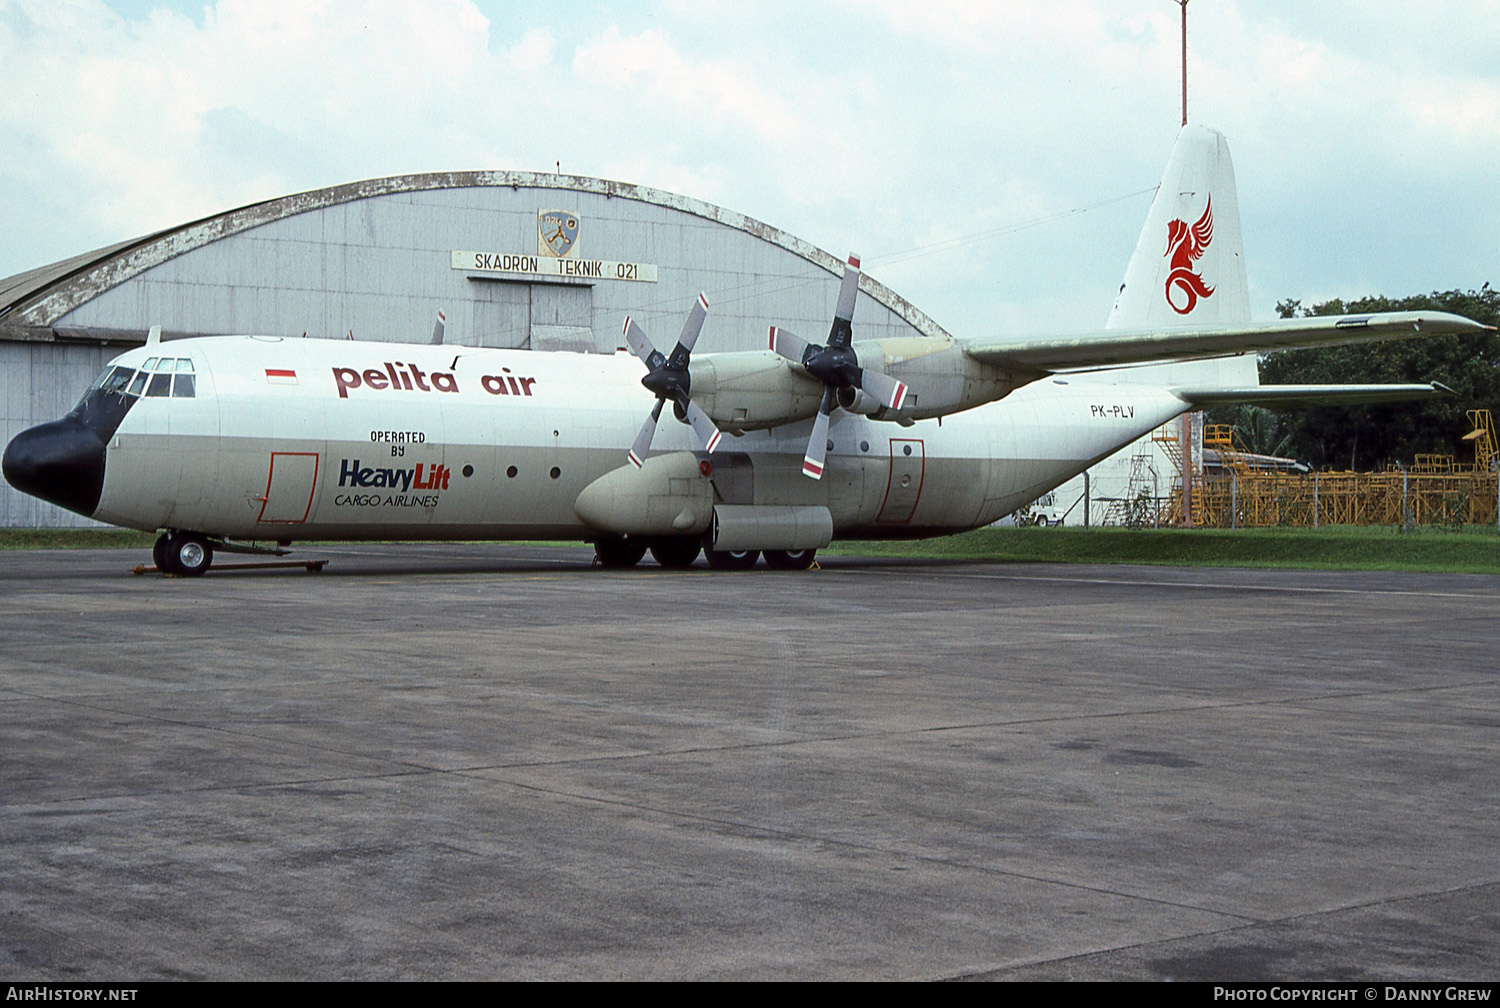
[{"left": 0, "top": 171, "right": 949, "bottom": 352}]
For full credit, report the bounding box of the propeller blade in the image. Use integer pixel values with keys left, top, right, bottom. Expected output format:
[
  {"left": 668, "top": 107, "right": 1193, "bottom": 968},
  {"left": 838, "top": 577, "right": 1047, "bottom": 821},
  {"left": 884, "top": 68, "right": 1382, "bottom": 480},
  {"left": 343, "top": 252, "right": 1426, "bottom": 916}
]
[
  {"left": 623, "top": 317, "right": 661, "bottom": 367},
  {"left": 858, "top": 368, "right": 910, "bottom": 412},
  {"left": 626, "top": 295, "right": 719, "bottom": 465},
  {"left": 667, "top": 293, "right": 709, "bottom": 368},
  {"left": 771, "top": 250, "right": 910, "bottom": 460},
  {"left": 679, "top": 398, "right": 723, "bottom": 454},
  {"left": 828, "top": 254, "right": 860, "bottom": 348},
  {"left": 628, "top": 399, "right": 666, "bottom": 468},
  {"left": 769, "top": 325, "right": 811, "bottom": 366},
  {"left": 802, "top": 389, "right": 836, "bottom": 480},
  {"left": 430, "top": 309, "right": 447, "bottom": 345}
]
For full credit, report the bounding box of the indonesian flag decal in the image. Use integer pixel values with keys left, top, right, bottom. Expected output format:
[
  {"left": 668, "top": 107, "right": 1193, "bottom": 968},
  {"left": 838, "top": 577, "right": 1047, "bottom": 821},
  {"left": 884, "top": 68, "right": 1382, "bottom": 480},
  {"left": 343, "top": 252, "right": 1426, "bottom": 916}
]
[{"left": 265, "top": 368, "right": 298, "bottom": 385}]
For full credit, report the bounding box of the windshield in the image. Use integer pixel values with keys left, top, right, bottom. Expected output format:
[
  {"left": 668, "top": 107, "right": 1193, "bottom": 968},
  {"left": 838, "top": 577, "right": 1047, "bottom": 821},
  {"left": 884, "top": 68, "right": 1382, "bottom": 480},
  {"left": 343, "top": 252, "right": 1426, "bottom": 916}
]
[{"left": 80, "top": 356, "right": 201, "bottom": 408}]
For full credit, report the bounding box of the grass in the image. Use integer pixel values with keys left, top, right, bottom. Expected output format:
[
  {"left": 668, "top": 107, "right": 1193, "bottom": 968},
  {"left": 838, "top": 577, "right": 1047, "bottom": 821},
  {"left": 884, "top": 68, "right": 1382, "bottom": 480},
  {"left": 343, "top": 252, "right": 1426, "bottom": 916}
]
[
  {"left": 2, "top": 525, "right": 1498, "bottom": 574},
  {"left": 0, "top": 528, "right": 157, "bottom": 550}
]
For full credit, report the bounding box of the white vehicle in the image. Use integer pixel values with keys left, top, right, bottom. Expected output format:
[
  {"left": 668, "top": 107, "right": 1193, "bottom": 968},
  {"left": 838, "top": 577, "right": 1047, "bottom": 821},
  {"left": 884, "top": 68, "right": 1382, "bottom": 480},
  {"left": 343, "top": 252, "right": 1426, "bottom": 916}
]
[
  {"left": 3, "top": 126, "right": 1483, "bottom": 575},
  {"left": 1020, "top": 493, "right": 1065, "bottom": 527}
]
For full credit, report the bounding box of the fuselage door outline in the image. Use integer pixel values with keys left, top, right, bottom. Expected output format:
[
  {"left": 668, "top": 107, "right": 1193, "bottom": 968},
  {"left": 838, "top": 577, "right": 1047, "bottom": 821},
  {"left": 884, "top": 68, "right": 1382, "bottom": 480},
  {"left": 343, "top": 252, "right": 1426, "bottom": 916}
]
[
  {"left": 876, "top": 438, "right": 925, "bottom": 524},
  {"left": 258, "top": 451, "right": 319, "bottom": 524}
]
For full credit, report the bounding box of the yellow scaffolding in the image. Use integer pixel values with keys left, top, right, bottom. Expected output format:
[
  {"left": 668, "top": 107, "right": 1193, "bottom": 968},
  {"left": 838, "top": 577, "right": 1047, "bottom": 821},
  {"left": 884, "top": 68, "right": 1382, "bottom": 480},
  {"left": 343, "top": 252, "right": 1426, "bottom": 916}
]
[
  {"left": 1157, "top": 409, "right": 1499, "bottom": 528},
  {"left": 1152, "top": 421, "right": 1204, "bottom": 526}
]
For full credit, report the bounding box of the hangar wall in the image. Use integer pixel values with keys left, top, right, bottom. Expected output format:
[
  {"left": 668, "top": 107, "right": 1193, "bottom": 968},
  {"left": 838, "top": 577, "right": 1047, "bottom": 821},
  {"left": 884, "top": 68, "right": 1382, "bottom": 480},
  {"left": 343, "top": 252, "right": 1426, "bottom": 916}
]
[
  {"left": 0, "top": 340, "right": 121, "bottom": 527},
  {"left": 0, "top": 172, "right": 951, "bottom": 528}
]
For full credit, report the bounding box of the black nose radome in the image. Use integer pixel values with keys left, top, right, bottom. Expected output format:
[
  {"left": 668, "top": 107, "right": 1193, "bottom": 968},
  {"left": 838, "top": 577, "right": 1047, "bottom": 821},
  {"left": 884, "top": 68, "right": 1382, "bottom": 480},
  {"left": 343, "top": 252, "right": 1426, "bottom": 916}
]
[{"left": 3, "top": 417, "right": 107, "bottom": 517}]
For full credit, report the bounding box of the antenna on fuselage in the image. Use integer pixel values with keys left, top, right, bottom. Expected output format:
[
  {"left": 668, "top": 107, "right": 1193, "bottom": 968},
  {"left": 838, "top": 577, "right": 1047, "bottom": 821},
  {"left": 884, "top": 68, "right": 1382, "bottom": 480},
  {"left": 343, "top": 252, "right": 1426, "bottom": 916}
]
[{"left": 146, "top": 325, "right": 161, "bottom": 345}]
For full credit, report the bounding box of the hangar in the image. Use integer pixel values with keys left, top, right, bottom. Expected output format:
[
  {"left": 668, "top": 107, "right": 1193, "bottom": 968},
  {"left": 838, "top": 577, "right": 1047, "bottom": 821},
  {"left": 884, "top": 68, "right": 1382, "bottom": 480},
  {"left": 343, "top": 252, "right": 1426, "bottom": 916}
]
[{"left": 0, "top": 171, "right": 951, "bottom": 527}]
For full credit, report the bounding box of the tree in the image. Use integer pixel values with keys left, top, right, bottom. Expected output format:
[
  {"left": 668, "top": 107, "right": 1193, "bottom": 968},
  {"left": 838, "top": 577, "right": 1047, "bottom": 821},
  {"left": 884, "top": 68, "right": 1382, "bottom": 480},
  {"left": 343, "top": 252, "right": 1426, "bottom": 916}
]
[
  {"left": 1228, "top": 404, "right": 1294, "bottom": 457},
  {"left": 1259, "top": 287, "right": 1500, "bottom": 470}
]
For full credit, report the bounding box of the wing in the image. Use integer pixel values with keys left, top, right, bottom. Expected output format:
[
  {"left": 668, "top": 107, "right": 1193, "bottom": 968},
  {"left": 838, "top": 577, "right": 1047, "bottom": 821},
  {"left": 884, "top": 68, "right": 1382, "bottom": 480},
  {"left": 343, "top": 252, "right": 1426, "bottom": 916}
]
[
  {"left": 960, "top": 311, "right": 1490, "bottom": 373},
  {"left": 1174, "top": 382, "right": 1456, "bottom": 409}
]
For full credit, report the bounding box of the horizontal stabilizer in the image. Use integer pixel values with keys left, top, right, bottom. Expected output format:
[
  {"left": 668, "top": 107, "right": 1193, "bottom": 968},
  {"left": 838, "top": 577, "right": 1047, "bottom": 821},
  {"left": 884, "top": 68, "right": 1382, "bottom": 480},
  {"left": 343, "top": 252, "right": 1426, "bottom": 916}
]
[
  {"left": 962, "top": 312, "right": 1490, "bottom": 373},
  {"left": 1174, "top": 382, "right": 1456, "bottom": 409}
]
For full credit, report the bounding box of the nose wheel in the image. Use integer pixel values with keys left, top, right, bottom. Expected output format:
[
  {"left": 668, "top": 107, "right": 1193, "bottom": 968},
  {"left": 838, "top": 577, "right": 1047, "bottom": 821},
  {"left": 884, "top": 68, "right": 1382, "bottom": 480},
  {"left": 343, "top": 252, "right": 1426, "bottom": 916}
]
[{"left": 154, "top": 531, "right": 214, "bottom": 576}]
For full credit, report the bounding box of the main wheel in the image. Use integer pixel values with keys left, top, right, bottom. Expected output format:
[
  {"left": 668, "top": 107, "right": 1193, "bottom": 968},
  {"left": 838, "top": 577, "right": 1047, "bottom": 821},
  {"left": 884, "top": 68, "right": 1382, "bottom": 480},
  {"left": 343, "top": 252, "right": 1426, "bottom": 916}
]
[
  {"left": 152, "top": 534, "right": 170, "bottom": 571},
  {"left": 762, "top": 548, "right": 817, "bottom": 571},
  {"left": 161, "top": 532, "right": 213, "bottom": 577},
  {"left": 593, "top": 536, "right": 647, "bottom": 568},
  {"left": 706, "top": 549, "right": 759, "bottom": 571},
  {"left": 649, "top": 538, "right": 701, "bottom": 569}
]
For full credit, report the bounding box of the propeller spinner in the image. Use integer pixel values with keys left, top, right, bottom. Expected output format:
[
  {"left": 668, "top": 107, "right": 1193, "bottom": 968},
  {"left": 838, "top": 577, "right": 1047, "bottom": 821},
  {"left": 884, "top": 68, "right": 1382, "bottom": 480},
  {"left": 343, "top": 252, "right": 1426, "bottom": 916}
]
[
  {"left": 624, "top": 292, "right": 723, "bottom": 468},
  {"left": 769, "top": 255, "right": 909, "bottom": 479}
]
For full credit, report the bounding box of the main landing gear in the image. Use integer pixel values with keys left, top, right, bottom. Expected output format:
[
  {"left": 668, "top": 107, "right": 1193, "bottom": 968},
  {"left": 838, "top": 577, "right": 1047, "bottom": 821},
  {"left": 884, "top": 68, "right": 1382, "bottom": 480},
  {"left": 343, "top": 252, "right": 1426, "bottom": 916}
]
[
  {"left": 649, "top": 538, "right": 701, "bottom": 569},
  {"left": 591, "top": 535, "right": 815, "bottom": 571},
  {"left": 592, "top": 535, "right": 649, "bottom": 568},
  {"left": 762, "top": 548, "right": 818, "bottom": 571},
  {"left": 705, "top": 548, "right": 759, "bottom": 570}
]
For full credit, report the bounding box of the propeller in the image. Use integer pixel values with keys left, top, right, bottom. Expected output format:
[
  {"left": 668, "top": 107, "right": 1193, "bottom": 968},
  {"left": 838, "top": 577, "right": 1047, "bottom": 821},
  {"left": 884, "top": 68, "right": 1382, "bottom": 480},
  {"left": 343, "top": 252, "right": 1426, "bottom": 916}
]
[
  {"left": 430, "top": 309, "right": 447, "bottom": 345},
  {"left": 623, "top": 292, "right": 723, "bottom": 468},
  {"left": 769, "top": 254, "right": 909, "bottom": 479}
]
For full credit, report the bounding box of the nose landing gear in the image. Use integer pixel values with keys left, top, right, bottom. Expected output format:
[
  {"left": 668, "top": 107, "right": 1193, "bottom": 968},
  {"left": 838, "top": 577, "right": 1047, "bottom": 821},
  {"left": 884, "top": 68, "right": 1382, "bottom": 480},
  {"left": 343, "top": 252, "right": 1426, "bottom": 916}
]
[{"left": 153, "top": 531, "right": 214, "bottom": 576}]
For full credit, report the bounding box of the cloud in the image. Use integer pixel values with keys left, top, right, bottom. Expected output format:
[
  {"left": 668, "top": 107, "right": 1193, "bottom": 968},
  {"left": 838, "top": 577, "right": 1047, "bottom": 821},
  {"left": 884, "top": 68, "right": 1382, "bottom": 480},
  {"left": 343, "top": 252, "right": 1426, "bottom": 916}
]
[
  {"left": 0, "top": 0, "right": 1494, "bottom": 335},
  {"left": 0, "top": 0, "right": 504, "bottom": 243}
]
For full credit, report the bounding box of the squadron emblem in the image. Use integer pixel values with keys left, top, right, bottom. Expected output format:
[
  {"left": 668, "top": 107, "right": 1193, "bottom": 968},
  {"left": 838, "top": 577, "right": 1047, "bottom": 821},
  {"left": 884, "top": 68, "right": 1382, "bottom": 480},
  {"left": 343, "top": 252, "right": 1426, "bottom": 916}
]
[
  {"left": 538, "top": 210, "right": 580, "bottom": 258},
  {"left": 1163, "top": 196, "right": 1215, "bottom": 315}
]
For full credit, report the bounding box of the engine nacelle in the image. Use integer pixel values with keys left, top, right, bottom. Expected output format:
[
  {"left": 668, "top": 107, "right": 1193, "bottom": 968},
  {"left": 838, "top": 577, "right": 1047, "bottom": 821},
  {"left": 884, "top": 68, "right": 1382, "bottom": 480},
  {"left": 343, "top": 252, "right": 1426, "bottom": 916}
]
[
  {"left": 836, "top": 386, "right": 912, "bottom": 423},
  {"left": 688, "top": 351, "right": 823, "bottom": 433},
  {"left": 688, "top": 338, "right": 1028, "bottom": 432},
  {"left": 856, "top": 337, "right": 1025, "bottom": 420}
]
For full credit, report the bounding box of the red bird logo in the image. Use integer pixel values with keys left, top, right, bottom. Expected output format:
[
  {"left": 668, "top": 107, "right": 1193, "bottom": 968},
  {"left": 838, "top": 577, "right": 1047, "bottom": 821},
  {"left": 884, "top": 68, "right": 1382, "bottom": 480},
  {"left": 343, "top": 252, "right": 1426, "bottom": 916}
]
[{"left": 1164, "top": 196, "right": 1215, "bottom": 314}]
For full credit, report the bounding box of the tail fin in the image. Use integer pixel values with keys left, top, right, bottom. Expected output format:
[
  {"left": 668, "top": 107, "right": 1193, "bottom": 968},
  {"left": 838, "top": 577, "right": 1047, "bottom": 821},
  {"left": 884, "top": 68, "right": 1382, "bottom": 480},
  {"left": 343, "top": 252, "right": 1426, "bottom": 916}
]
[{"left": 1108, "top": 125, "right": 1251, "bottom": 330}]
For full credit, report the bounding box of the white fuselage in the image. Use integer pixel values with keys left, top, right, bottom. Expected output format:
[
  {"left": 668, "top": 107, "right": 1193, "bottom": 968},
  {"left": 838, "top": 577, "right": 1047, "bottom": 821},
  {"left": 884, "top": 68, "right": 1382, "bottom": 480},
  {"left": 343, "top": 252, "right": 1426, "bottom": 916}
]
[{"left": 88, "top": 335, "right": 1190, "bottom": 542}]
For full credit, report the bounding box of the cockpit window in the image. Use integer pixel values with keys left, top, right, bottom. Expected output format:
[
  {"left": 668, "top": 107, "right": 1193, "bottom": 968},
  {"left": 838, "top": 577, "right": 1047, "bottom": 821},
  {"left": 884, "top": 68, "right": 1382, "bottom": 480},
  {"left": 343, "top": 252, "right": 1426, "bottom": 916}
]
[
  {"left": 87, "top": 356, "right": 199, "bottom": 406},
  {"left": 99, "top": 366, "right": 136, "bottom": 393}
]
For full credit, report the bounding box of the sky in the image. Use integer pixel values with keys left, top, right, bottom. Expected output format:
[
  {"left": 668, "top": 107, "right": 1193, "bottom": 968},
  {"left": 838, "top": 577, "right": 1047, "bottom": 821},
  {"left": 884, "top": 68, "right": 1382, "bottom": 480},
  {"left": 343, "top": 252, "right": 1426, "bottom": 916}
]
[{"left": 0, "top": 0, "right": 1495, "bottom": 339}]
